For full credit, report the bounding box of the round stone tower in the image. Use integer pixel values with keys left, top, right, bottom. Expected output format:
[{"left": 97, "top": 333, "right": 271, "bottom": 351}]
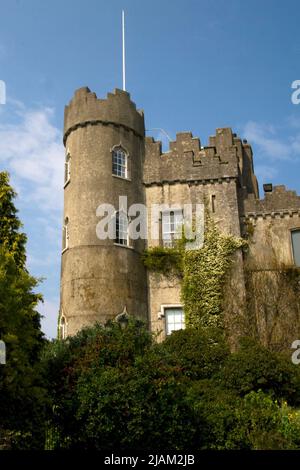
[{"left": 59, "top": 87, "right": 148, "bottom": 337}]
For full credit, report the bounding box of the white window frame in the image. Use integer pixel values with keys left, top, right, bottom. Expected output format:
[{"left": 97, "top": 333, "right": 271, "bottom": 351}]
[
  {"left": 161, "top": 209, "right": 183, "bottom": 247},
  {"left": 158, "top": 304, "right": 185, "bottom": 336},
  {"left": 112, "top": 146, "right": 128, "bottom": 179},
  {"left": 64, "top": 150, "right": 71, "bottom": 187},
  {"left": 62, "top": 217, "right": 69, "bottom": 252},
  {"left": 114, "top": 210, "right": 129, "bottom": 247},
  {"left": 59, "top": 314, "right": 67, "bottom": 340}
]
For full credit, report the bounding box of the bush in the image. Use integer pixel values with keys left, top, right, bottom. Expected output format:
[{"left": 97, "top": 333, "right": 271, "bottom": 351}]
[
  {"left": 161, "top": 326, "right": 230, "bottom": 379},
  {"left": 43, "top": 323, "right": 300, "bottom": 450},
  {"left": 218, "top": 337, "right": 300, "bottom": 405}
]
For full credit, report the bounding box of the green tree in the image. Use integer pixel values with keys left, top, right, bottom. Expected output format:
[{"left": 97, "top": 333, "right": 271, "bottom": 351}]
[
  {"left": 0, "top": 172, "right": 47, "bottom": 449},
  {"left": 0, "top": 172, "right": 27, "bottom": 268}
]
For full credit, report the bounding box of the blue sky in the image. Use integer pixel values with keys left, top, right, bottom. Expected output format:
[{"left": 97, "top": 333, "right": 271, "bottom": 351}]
[{"left": 0, "top": 0, "right": 300, "bottom": 338}]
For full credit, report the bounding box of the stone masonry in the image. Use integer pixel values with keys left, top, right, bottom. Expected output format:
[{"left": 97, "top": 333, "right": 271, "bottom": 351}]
[{"left": 59, "top": 87, "right": 300, "bottom": 349}]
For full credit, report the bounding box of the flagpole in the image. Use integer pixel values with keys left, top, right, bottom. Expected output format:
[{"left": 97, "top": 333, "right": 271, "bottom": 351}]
[{"left": 122, "top": 10, "right": 126, "bottom": 91}]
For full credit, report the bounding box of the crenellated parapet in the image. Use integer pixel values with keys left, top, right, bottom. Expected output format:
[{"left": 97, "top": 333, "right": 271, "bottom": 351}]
[
  {"left": 144, "top": 128, "right": 255, "bottom": 187},
  {"left": 63, "top": 87, "right": 145, "bottom": 145},
  {"left": 244, "top": 185, "right": 300, "bottom": 219}
]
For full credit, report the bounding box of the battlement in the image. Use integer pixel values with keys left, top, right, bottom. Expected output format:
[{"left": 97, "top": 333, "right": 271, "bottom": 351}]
[
  {"left": 244, "top": 185, "right": 300, "bottom": 215},
  {"left": 144, "top": 128, "right": 247, "bottom": 185},
  {"left": 64, "top": 87, "right": 145, "bottom": 144}
]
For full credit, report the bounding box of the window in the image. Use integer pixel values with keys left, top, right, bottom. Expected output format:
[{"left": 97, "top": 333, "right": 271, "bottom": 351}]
[
  {"left": 112, "top": 147, "right": 127, "bottom": 178},
  {"left": 165, "top": 307, "right": 185, "bottom": 335},
  {"left": 59, "top": 315, "right": 67, "bottom": 340},
  {"left": 64, "top": 151, "right": 71, "bottom": 185},
  {"left": 115, "top": 211, "right": 129, "bottom": 246},
  {"left": 162, "top": 210, "right": 183, "bottom": 247},
  {"left": 292, "top": 229, "right": 300, "bottom": 267},
  {"left": 63, "top": 217, "right": 69, "bottom": 251},
  {"left": 211, "top": 195, "right": 216, "bottom": 213}
]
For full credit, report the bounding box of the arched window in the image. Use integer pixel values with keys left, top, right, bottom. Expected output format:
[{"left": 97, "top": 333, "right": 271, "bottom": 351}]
[
  {"left": 112, "top": 147, "right": 128, "bottom": 179},
  {"left": 63, "top": 217, "right": 69, "bottom": 251},
  {"left": 64, "top": 151, "right": 71, "bottom": 185},
  {"left": 59, "top": 314, "right": 67, "bottom": 340},
  {"left": 291, "top": 229, "right": 300, "bottom": 266},
  {"left": 115, "top": 211, "right": 129, "bottom": 246}
]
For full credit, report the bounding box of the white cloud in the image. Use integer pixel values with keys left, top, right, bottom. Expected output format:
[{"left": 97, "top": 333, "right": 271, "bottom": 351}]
[
  {"left": 242, "top": 121, "right": 292, "bottom": 160},
  {"left": 0, "top": 105, "right": 64, "bottom": 211},
  {"left": 239, "top": 119, "right": 300, "bottom": 195},
  {"left": 285, "top": 115, "right": 300, "bottom": 129},
  {"left": 0, "top": 101, "right": 64, "bottom": 339},
  {"left": 255, "top": 164, "right": 278, "bottom": 182}
]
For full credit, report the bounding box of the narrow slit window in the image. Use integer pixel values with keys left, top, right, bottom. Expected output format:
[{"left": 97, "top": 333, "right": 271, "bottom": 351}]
[
  {"left": 63, "top": 217, "right": 69, "bottom": 251},
  {"left": 211, "top": 195, "right": 216, "bottom": 213},
  {"left": 59, "top": 315, "right": 67, "bottom": 340},
  {"left": 64, "top": 152, "right": 71, "bottom": 184}
]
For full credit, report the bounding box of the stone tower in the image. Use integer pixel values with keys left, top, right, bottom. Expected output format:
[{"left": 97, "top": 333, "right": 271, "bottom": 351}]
[{"left": 59, "top": 87, "right": 148, "bottom": 337}]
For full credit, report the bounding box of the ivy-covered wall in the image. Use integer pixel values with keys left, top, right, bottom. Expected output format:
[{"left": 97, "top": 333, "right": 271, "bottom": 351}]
[
  {"left": 142, "top": 213, "right": 246, "bottom": 333},
  {"left": 143, "top": 206, "right": 300, "bottom": 352},
  {"left": 241, "top": 214, "right": 300, "bottom": 352},
  {"left": 181, "top": 216, "right": 246, "bottom": 328},
  {"left": 244, "top": 266, "right": 300, "bottom": 352}
]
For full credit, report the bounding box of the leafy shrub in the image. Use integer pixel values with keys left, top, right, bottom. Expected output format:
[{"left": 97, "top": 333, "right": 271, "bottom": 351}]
[
  {"left": 43, "top": 324, "right": 300, "bottom": 450},
  {"left": 218, "top": 337, "right": 300, "bottom": 405}
]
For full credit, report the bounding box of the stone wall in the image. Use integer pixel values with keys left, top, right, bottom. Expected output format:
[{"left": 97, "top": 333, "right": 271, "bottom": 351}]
[
  {"left": 144, "top": 128, "right": 249, "bottom": 341},
  {"left": 241, "top": 185, "right": 300, "bottom": 351},
  {"left": 243, "top": 185, "right": 300, "bottom": 268}
]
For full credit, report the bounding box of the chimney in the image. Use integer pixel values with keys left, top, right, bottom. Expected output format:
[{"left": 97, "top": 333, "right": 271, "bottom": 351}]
[{"left": 263, "top": 183, "right": 273, "bottom": 193}]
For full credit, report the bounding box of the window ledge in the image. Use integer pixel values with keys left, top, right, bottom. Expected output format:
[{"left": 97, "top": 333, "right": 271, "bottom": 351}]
[
  {"left": 64, "top": 179, "right": 70, "bottom": 189},
  {"left": 114, "top": 243, "right": 134, "bottom": 250},
  {"left": 112, "top": 174, "right": 131, "bottom": 182}
]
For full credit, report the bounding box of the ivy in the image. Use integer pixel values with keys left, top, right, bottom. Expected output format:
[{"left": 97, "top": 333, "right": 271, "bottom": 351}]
[
  {"left": 182, "top": 215, "right": 246, "bottom": 328},
  {"left": 281, "top": 266, "right": 300, "bottom": 290},
  {"left": 141, "top": 246, "right": 184, "bottom": 278},
  {"left": 142, "top": 212, "right": 246, "bottom": 329}
]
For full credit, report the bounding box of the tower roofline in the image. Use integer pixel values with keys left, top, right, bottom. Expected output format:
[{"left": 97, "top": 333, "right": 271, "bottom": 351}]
[{"left": 63, "top": 87, "right": 145, "bottom": 145}]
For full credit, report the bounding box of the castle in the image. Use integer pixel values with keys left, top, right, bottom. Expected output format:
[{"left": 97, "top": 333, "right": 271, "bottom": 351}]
[{"left": 59, "top": 87, "right": 300, "bottom": 349}]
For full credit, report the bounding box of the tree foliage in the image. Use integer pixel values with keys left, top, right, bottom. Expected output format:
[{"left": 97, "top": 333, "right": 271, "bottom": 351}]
[
  {"left": 0, "top": 172, "right": 27, "bottom": 268},
  {"left": 43, "top": 322, "right": 300, "bottom": 450},
  {"left": 0, "top": 172, "right": 47, "bottom": 449}
]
